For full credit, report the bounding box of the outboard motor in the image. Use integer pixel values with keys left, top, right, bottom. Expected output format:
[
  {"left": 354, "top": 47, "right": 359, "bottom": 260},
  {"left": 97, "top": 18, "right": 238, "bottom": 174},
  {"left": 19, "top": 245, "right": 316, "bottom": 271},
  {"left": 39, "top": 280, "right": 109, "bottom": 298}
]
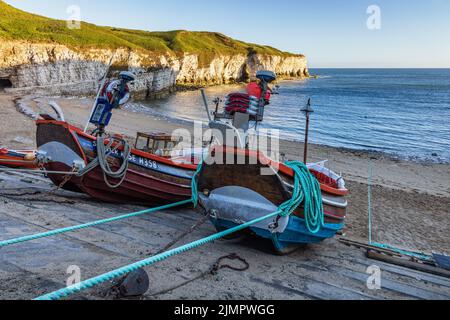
[
  {"left": 224, "top": 70, "right": 277, "bottom": 120},
  {"left": 89, "top": 71, "right": 135, "bottom": 136},
  {"left": 203, "top": 70, "right": 277, "bottom": 149},
  {"left": 256, "top": 70, "right": 277, "bottom": 83},
  {"left": 253, "top": 70, "right": 277, "bottom": 121}
]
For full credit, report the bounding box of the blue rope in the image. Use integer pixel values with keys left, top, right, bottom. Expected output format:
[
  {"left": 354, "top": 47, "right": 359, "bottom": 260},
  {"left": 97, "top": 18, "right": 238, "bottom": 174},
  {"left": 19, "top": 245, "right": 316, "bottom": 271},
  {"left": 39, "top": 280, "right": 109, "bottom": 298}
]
[
  {"left": 0, "top": 199, "right": 192, "bottom": 248},
  {"left": 371, "top": 242, "right": 433, "bottom": 262},
  {"left": 0, "top": 161, "right": 204, "bottom": 249},
  {"left": 34, "top": 160, "right": 324, "bottom": 300},
  {"left": 35, "top": 209, "right": 283, "bottom": 300},
  {"left": 368, "top": 160, "right": 373, "bottom": 244},
  {"left": 281, "top": 161, "right": 324, "bottom": 234},
  {"left": 191, "top": 158, "right": 204, "bottom": 208}
]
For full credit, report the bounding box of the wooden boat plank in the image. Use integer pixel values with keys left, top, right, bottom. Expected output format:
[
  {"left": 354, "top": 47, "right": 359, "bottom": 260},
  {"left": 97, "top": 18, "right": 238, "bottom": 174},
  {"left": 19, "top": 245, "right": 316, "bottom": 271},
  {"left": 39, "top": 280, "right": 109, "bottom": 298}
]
[
  {"left": 0, "top": 259, "right": 91, "bottom": 300},
  {"left": 248, "top": 276, "right": 322, "bottom": 300},
  {"left": 0, "top": 210, "right": 136, "bottom": 260},
  {"left": 338, "top": 266, "right": 450, "bottom": 300},
  {"left": 209, "top": 238, "right": 413, "bottom": 300},
  {"left": 337, "top": 239, "right": 450, "bottom": 286},
  {"left": 271, "top": 257, "right": 406, "bottom": 300},
  {"left": 367, "top": 251, "right": 450, "bottom": 279},
  {"left": 3, "top": 203, "right": 210, "bottom": 257},
  {"left": 249, "top": 275, "right": 378, "bottom": 300},
  {"left": 319, "top": 251, "right": 450, "bottom": 289},
  {"left": 434, "top": 254, "right": 450, "bottom": 270},
  {"left": 297, "top": 249, "right": 450, "bottom": 297}
]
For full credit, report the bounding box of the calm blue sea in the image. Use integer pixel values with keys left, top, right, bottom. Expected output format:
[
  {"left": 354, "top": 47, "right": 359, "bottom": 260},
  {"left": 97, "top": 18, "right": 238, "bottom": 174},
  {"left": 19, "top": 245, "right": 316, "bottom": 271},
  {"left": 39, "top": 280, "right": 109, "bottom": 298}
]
[{"left": 133, "top": 69, "right": 450, "bottom": 163}]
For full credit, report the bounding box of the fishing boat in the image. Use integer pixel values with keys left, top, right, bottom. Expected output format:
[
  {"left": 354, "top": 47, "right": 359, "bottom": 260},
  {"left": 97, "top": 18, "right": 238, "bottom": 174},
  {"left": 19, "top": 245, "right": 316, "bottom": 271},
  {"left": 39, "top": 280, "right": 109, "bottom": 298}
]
[
  {"left": 36, "top": 71, "right": 197, "bottom": 205},
  {"left": 195, "top": 70, "right": 349, "bottom": 254},
  {"left": 36, "top": 120, "right": 197, "bottom": 205},
  {"left": 0, "top": 148, "right": 38, "bottom": 169}
]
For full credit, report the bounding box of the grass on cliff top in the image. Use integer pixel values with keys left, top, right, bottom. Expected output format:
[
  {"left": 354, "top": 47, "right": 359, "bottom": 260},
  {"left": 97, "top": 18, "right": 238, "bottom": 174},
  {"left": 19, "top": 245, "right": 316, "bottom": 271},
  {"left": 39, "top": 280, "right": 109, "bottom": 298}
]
[{"left": 0, "top": 1, "right": 302, "bottom": 66}]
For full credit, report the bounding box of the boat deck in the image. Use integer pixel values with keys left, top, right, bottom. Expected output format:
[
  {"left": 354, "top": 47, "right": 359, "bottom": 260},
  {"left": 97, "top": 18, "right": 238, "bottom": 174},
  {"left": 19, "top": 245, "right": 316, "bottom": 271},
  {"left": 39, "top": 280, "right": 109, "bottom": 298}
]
[{"left": 0, "top": 169, "right": 449, "bottom": 300}]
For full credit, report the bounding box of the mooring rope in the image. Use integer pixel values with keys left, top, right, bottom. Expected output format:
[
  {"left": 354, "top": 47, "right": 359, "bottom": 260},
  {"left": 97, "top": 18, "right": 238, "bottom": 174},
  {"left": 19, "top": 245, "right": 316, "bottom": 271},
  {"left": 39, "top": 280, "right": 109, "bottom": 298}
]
[
  {"left": 77, "top": 136, "right": 131, "bottom": 189},
  {"left": 34, "top": 209, "right": 282, "bottom": 300},
  {"left": 1, "top": 155, "right": 323, "bottom": 300},
  {"left": 34, "top": 161, "right": 323, "bottom": 300},
  {"left": 0, "top": 199, "right": 192, "bottom": 248},
  {"left": 280, "top": 161, "right": 324, "bottom": 234},
  {"left": 190, "top": 158, "right": 204, "bottom": 208},
  {"left": 0, "top": 159, "right": 200, "bottom": 249}
]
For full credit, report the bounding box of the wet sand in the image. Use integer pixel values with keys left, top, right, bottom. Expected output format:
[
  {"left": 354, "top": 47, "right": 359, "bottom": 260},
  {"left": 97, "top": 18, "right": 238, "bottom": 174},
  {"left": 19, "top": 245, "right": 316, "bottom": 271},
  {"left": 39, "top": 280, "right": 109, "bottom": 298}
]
[{"left": 1, "top": 93, "right": 449, "bottom": 254}]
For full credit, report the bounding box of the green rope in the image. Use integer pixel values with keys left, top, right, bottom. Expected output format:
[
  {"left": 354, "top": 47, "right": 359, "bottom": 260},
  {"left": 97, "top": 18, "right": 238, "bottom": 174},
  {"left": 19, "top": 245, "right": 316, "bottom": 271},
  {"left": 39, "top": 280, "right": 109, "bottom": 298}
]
[
  {"left": 0, "top": 154, "right": 323, "bottom": 300},
  {"left": 35, "top": 209, "right": 283, "bottom": 300},
  {"left": 0, "top": 160, "right": 203, "bottom": 249},
  {"left": 191, "top": 158, "right": 204, "bottom": 208},
  {"left": 368, "top": 160, "right": 373, "bottom": 244},
  {"left": 34, "top": 160, "right": 325, "bottom": 301},
  {"left": 281, "top": 161, "right": 324, "bottom": 234},
  {"left": 0, "top": 199, "right": 192, "bottom": 248},
  {"left": 371, "top": 242, "right": 433, "bottom": 262}
]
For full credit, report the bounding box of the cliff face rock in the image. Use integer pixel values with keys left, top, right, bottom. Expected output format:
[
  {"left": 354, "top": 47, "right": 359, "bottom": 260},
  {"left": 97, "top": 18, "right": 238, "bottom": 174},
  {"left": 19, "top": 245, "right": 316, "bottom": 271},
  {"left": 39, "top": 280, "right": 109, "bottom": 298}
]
[{"left": 0, "top": 40, "right": 309, "bottom": 98}]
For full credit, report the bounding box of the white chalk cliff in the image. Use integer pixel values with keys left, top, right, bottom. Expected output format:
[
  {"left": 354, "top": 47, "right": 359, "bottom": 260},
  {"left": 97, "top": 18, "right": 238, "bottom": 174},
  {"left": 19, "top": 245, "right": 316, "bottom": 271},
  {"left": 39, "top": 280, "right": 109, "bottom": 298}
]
[{"left": 0, "top": 40, "right": 309, "bottom": 98}]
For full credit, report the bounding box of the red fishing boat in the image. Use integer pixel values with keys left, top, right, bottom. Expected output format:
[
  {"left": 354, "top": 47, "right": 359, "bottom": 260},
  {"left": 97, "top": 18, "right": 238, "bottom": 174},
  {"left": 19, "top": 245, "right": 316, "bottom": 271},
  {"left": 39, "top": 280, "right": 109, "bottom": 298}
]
[
  {"left": 36, "top": 119, "right": 197, "bottom": 205},
  {"left": 197, "top": 145, "right": 348, "bottom": 252},
  {"left": 36, "top": 71, "right": 197, "bottom": 205},
  {"left": 35, "top": 69, "right": 348, "bottom": 247},
  {"left": 195, "top": 70, "right": 349, "bottom": 253},
  {"left": 0, "top": 148, "right": 38, "bottom": 169}
]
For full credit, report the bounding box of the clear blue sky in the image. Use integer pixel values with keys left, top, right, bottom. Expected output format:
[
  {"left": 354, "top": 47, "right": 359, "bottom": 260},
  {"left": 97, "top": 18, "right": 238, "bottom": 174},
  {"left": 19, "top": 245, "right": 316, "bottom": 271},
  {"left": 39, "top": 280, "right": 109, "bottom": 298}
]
[{"left": 5, "top": 0, "right": 450, "bottom": 68}]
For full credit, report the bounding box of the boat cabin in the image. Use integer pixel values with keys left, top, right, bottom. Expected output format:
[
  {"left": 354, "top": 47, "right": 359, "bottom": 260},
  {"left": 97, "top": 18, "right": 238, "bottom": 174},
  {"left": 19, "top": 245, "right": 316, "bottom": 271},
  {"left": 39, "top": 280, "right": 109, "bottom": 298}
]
[{"left": 134, "top": 132, "right": 182, "bottom": 157}]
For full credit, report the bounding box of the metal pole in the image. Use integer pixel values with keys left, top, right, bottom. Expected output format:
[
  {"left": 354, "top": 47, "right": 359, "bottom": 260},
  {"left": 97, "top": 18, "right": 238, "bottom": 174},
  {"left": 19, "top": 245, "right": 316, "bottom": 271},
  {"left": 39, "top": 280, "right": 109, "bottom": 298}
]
[
  {"left": 201, "top": 89, "right": 213, "bottom": 122},
  {"left": 301, "top": 98, "right": 314, "bottom": 164},
  {"left": 304, "top": 112, "right": 310, "bottom": 164},
  {"left": 368, "top": 160, "right": 373, "bottom": 244}
]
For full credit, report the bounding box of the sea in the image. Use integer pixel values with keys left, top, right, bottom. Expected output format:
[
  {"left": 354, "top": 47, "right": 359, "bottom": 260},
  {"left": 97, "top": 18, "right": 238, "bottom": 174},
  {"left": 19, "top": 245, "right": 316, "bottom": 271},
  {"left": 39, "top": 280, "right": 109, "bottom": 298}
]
[{"left": 127, "top": 69, "right": 450, "bottom": 164}]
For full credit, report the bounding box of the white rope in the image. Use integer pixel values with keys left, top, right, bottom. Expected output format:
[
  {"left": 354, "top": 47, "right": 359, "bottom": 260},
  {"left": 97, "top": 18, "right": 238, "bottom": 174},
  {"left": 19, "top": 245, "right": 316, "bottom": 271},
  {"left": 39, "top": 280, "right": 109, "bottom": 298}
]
[{"left": 77, "top": 136, "right": 130, "bottom": 189}]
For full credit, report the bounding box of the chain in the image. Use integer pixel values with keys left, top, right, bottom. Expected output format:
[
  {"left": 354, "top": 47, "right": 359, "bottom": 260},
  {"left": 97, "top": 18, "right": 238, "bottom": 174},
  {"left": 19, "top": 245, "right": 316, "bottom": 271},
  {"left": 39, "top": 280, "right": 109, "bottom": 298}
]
[
  {"left": 101, "top": 214, "right": 209, "bottom": 300},
  {"left": 53, "top": 166, "right": 77, "bottom": 191},
  {"left": 148, "top": 253, "right": 249, "bottom": 298}
]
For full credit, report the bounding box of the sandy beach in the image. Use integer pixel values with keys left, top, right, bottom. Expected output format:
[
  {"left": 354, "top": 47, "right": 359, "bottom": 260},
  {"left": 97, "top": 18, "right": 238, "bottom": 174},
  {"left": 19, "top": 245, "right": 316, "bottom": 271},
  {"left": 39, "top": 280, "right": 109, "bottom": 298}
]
[
  {"left": 1, "top": 92, "right": 449, "bottom": 254},
  {"left": 0, "top": 92, "right": 449, "bottom": 300}
]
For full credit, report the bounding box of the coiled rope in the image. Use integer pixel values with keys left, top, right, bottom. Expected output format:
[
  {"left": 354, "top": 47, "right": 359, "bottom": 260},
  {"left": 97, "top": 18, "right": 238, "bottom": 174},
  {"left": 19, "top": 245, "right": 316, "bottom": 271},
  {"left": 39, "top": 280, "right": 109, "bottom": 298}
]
[
  {"left": 280, "top": 161, "right": 324, "bottom": 234},
  {"left": 78, "top": 136, "right": 131, "bottom": 189},
  {"left": 190, "top": 158, "right": 204, "bottom": 208}
]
